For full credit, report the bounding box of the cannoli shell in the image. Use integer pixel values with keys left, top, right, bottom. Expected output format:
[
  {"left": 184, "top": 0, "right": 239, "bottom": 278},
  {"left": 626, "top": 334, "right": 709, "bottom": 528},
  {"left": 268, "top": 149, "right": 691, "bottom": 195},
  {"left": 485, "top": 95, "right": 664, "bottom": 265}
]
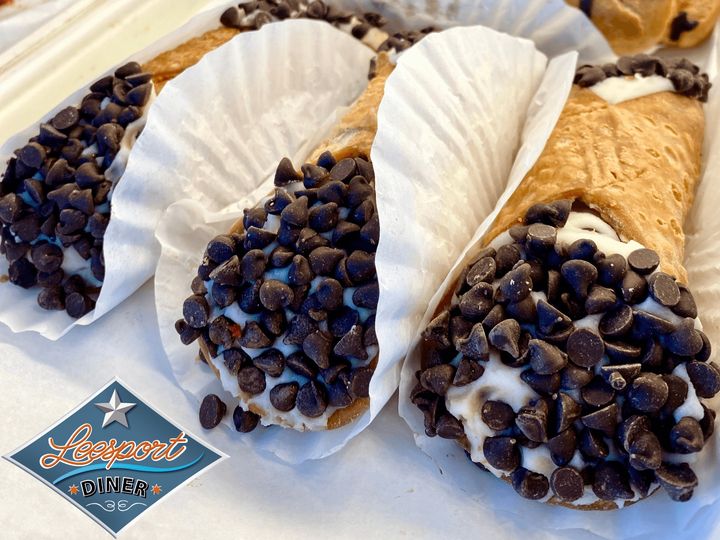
[
  {"left": 198, "top": 54, "right": 393, "bottom": 431},
  {"left": 663, "top": 0, "right": 720, "bottom": 48},
  {"left": 482, "top": 85, "right": 704, "bottom": 284}
]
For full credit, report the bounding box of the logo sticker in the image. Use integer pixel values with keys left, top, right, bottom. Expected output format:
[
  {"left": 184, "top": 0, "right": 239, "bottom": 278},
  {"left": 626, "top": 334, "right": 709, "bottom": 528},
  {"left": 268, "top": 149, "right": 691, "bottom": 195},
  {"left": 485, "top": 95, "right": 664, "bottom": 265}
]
[{"left": 5, "top": 379, "right": 226, "bottom": 536}]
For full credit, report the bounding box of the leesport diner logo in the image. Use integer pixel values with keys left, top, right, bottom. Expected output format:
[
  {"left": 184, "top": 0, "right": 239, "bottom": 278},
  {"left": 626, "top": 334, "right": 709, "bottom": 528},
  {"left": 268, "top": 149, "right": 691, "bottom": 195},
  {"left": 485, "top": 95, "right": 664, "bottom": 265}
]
[{"left": 5, "top": 379, "right": 226, "bottom": 536}]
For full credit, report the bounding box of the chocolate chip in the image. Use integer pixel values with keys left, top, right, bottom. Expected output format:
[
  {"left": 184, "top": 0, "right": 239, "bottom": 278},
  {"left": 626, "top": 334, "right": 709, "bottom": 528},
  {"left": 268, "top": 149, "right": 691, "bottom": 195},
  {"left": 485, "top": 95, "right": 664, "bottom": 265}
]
[
  {"left": 665, "top": 319, "right": 703, "bottom": 357},
  {"left": 267, "top": 382, "right": 298, "bottom": 412},
  {"left": 628, "top": 248, "right": 659, "bottom": 274},
  {"left": 210, "top": 255, "right": 243, "bottom": 286},
  {"left": 296, "top": 380, "right": 328, "bottom": 417},
  {"left": 249, "top": 349, "right": 283, "bottom": 378},
  {"left": 575, "top": 65, "right": 606, "bottom": 86},
  {"left": 555, "top": 392, "right": 582, "bottom": 433},
  {"left": 301, "top": 330, "right": 331, "bottom": 369},
  {"left": 309, "top": 246, "right": 344, "bottom": 275},
  {"left": 66, "top": 292, "right": 95, "bottom": 318},
  {"left": 655, "top": 463, "right": 697, "bottom": 502},
  {"left": 207, "top": 316, "right": 236, "bottom": 348},
  {"left": 528, "top": 339, "right": 567, "bottom": 375},
  {"left": 268, "top": 246, "right": 293, "bottom": 268},
  {"left": 316, "top": 151, "right": 335, "bottom": 169},
  {"left": 585, "top": 285, "right": 616, "bottom": 314},
  {"left": 334, "top": 325, "right": 367, "bottom": 360},
  {"left": 494, "top": 244, "right": 521, "bottom": 277},
  {"left": 488, "top": 318, "right": 520, "bottom": 357},
  {"left": 565, "top": 328, "right": 604, "bottom": 368},
  {"left": 496, "top": 263, "right": 532, "bottom": 303},
  {"left": 346, "top": 250, "right": 375, "bottom": 283},
  {"left": 593, "top": 461, "right": 634, "bottom": 500},
  {"left": 199, "top": 394, "right": 226, "bottom": 429},
  {"left": 525, "top": 223, "right": 557, "bottom": 255},
  {"left": 670, "top": 417, "right": 704, "bottom": 454},
  {"left": 511, "top": 468, "right": 549, "bottom": 500},
  {"left": 453, "top": 358, "right": 484, "bottom": 386},
  {"left": 466, "top": 257, "right": 496, "bottom": 286},
  {"left": 568, "top": 239, "right": 598, "bottom": 261},
  {"left": 353, "top": 282, "right": 379, "bottom": 309},
  {"left": 581, "top": 403, "right": 618, "bottom": 437},
  {"left": 550, "top": 467, "right": 584, "bottom": 502},
  {"left": 524, "top": 200, "right": 572, "bottom": 227},
  {"left": 647, "top": 272, "right": 680, "bottom": 307},
  {"left": 237, "top": 365, "right": 266, "bottom": 395},
  {"left": 481, "top": 304, "right": 506, "bottom": 333},
  {"left": 697, "top": 331, "right": 712, "bottom": 362},
  {"left": 457, "top": 322, "right": 489, "bottom": 361},
  {"left": 673, "top": 285, "right": 698, "bottom": 318},
  {"left": 599, "top": 363, "right": 641, "bottom": 391},
  {"left": 244, "top": 226, "right": 276, "bottom": 250},
  {"left": 459, "top": 282, "right": 494, "bottom": 321},
  {"left": 183, "top": 295, "right": 209, "bottom": 328},
  {"left": 561, "top": 259, "right": 597, "bottom": 299},
  {"left": 274, "top": 157, "right": 301, "bottom": 186},
  {"left": 265, "top": 188, "right": 294, "bottom": 215},
  {"left": 483, "top": 436, "right": 520, "bottom": 471},
  {"left": 686, "top": 361, "right": 720, "bottom": 398},
  {"left": 126, "top": 83, "right": 151, "bottom": 106},
  {"left": 536, "top": 299, "right": 572, "bottom": 335},
  {"left": 420, "top": 364, "right": 455, "bottom": 396},
  {"left": 233, "top": 406, "right": 260, "bottom": 433},
  {"left": 632, "top": 310, "right": 675, "bottom": 338},
  {"left": 241, "top": 320, "right": 273, "bottom": 348},
  {"left": 598, "top": 304, "right": 633, "bottom": 338},
  {"left": 317, "top": 180, "right": 347, "bottom": 205},
  {"left": 349, "top": 366, "right": 373, "bottom": 398},
  {"left": 18, "top": 142, "right": 46, "bottom": 169},
  {"left": 0, "top": 193, "right": 22, "bottom": 223},
  {"left": 221, "top": 348, "right": 248, "bottom": 375},
  {"left": 516, "top": 399, "right": 549, "bottom": 442},
  {"left": 581, "top": 376, "right": 615, "bottom": 407},
  {"left": 30, "top": 243, "right": 63, "bottom": 273},
  {"left": 620, "top": 270, "right": 648, "bottom": 304},
  {"left": 520, "top": 370, "right": 560, "bottom": 395},
  {"left": 628, "top": 373, "right": 669, "bottom": 412},
  {"left": 37, "top": 286, "right": 65, "bottom": 310},
  {"left": 329, "top": 158, "right": 357, "bottom": 183},
  {"left": 204, "top": 235, "right": 233, "bottom": 264},
  {"left": 328, "top": 306, "right": 359, "bottom": 337},
  {"left": 479, "top": 401, "right": 515, "bottom": 432},
  {"left": 436, "top": 414, "right": 464, "bottom": 439},
  {"left": 548, "top": 428, "right": 577, "bottom": 466},
  {"left": 578, "top": 428, "right": 609, "bottom": 461},
  {"left": 96, "top": 123, "right": 124, "bottom": 155},
  {"left": 660, "top": 374, "right": 688, "bottom": 414},
  {"left": 257, "top": 279, "right": 292, "bottom": 311},
  {"left": 346, "top": 175, "right": 374, "bottom": 206}
]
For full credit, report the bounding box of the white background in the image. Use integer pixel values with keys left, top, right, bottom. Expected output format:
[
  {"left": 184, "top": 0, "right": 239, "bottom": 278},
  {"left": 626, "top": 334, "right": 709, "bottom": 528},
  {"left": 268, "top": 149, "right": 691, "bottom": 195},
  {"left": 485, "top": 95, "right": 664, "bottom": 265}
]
[{"left": 1, "top": 1, "right": 720, "bottom": 539}]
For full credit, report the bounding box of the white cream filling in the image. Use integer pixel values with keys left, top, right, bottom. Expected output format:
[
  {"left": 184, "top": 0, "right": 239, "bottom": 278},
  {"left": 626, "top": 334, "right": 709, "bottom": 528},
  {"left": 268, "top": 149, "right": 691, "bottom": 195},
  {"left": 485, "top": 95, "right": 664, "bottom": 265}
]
[
  {"left": 204, "top": 189, "right": 377, "bottom": 431},
  {"left": 589, "top": 74, "right": 674, "bottom": 105},
  {"left": 446, "top": 211, "right": 706, "bottom": 506}
]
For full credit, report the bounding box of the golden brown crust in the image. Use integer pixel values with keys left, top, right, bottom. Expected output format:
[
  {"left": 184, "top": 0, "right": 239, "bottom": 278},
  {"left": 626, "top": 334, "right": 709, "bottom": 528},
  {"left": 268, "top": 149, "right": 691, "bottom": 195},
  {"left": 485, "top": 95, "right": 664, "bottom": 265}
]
[
  {"left": 567, "top": 0, "right": 676, "bottom": 54},
  {"left": 663, "top": 0, "right": 720, "bottom": 47},
  {"left": 143, "top": 27, "right": 240, "bottom": 91},
  {"left": 483, "top": 86, "right": 704, "bottom": 284}
]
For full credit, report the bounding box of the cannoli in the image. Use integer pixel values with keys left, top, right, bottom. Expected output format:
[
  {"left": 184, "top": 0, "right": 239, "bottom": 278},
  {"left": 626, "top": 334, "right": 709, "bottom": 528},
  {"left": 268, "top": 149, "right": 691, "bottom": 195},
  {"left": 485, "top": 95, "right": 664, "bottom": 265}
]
[
  {"left": 566, "top": 0, "right": 720, "bottom": 54},
  {"left": 413, "top": 54, "right": 717, "bottom": 509},
  {"left": 176, "top": 54, "right": 396, "bottom": 432},
  {"left": 0, "top": 62, "right": 155, "bottom": 318}
]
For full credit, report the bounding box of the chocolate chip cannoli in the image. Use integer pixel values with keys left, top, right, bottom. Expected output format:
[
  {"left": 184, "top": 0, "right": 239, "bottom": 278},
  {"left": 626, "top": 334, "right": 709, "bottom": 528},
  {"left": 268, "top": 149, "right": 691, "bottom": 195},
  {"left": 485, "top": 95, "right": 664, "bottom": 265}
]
[
  {"left": 0, "top": 62, "right": 155, "bottom": 318},
  {"left": 566, "top": 0, "right": 720, "bottom": 54},
  {"left": 176, "top": 54, "right": 394, "bottom": 433},
  {"left": 413, "top": 54, "right": 718, "bottom": 509}
]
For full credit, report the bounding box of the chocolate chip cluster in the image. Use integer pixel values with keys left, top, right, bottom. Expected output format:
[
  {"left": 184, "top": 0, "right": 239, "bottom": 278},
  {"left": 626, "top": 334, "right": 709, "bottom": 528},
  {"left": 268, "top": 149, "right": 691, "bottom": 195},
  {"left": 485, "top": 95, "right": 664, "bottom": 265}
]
[
  {"left": 414, "top": 200, "right": 719, "bottom": 504},
  {"left": 0, "top": 62, "right": 152, "bottom": 317},
  {"left": 177, "top": 151, "right": 379, "bottom": 433},
  {"left": 574, "top": 54, "right": 710, "bottom": 102}
]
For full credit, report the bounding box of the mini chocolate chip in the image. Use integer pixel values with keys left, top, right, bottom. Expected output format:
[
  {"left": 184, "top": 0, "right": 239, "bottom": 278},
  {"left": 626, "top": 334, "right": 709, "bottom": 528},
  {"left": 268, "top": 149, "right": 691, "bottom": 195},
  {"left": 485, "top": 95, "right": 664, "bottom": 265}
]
[
  {"left": 528, "top": 339, "right": 567, "bottom": 375},
  {"left": 420, "top": 364, "right": 455, "bottom": 396},
  {"left": 269, "top": 382, "right": 299, "bottom": 412},
  {"left": 210, "top": 283, "right": 235, "bottom": 308},
  {"left": 280, "top": 196, "right": 308, "bottom": 228},
  {"left": 670, "top": 417, "right": 704, "bottom": 454},
  {"left": 311, "top": 278, "right": 341, "bottom": 312},
  {"left": 436, "top": 414, "right": 464, "bottom": 439},
  {"left": 457, "top": 323, "right": 489, "bottom": 361},
  {"left": 239, "top": 321, "right": 272, "bottom": 349},
  {"left": 620, "top": 270, "right": 648, "bottom": 304},
  {"left": 581, "top": 403, "right": 618, "bottom": 437},
  {"left": 628, "top": 373, "right": 669, "bottom": 412},
  {"left": 334, "top": 325, "right": 367, "bottom": 360},
  {"left": 686, "top": 361, "right": 720, "bottom": 398},
  {"left": 210, "top": 255, "right": 243, "bottom": 286},
  {"left": 555, "top": 392, "right": 582, "bottom": 433},
  {"left": 481, "top": 304, "right": 506, "bottom": 333},
  {"left": 93, "top": 182, "right": 112, "bottom": 204},
  {"left": 57, "top": 208, "right": 87, "bottom": 234},
  {"left": 496, "top": 263, "right": 532, "bottom": 303},
  {"left": 315, "top": 150, "right": 335, "bottom": 169},
  {"left": 39, "top": 123, "right": 68, "bottom": 147},
  {"left": 233, "top": 406, "right": 260, "bottom": 433},
  {"left": 585, "top": 285, "right": 616, "bottom": 314},
  {"left": 346, "top": 175, "right": 374, "bottom": 206},
  {"left": 508, "top": 225, "right": 528, "bottom": 243},
  {"left": 199, "top": 394, "right": 226, "bottom": 429},
  {"left": 466, "top": 257, "right": 496, "bottom": 286},
  {"left": 23, "top": 178, "right": 44, "bottom": 205},
  {"left": 259, "top": 280, "right": 293, "bottom": 311},
  {"left": 600, "top": 363, "right": 641, "bottom": 391},
  {"left": 551, "top": 467, "right": 584, "bottom": 502},
  {"left": 516, "top": 399, "right": 549, "bottom": 442},
  {"left": 648, "top": 272, "right": 681, "bottom": 307},
  {"left": 494, "top": 244, "right": 521, "bottom": 277},
  {"left": 37, "top": 286, "right": 65, "bottom": 310},
  {"left": 183, "top": 295, "right": 209, "bottom": 328},
  {"left": 309, "top": 246, "right": 344, "bottom": 275},
  {"left": 126, "top": 83, "right": 151, "bottom": 106},
  {"left": 697, "top": 331, "right": 712, "bottom": 362},
  {"left": 244, "top": 226, "right": 276, "bottom": 250},
  {"left": 317, "top": 180, "right": 347, "bottom": 205},
  {"left": 346, "top": 250, "right": 375, "bottom": 283},
  {"left": 68, "top": 189, "right": 95, "bottom": 215},
  {"left": 665, "top": 318, "right": 703, "bottom": 357},
  {"left": 328, "top": 306, "right": 359, "bottom": 337},
  {"left": 329, "top": 158, "right": 357, "bottom": 182},
  {"left": 284, "top": 314, "right": 319, "bottom": 346},
  {"left": 567, "top": 239, "right": 597, "bottom": 261},
  {"left": 673, "top": 285, "right": 698, "bottom": 318},
  {"left": 222, "top": 348, "right": 249, "bottom": 375},
  {"left": 488, "top": 318, "right": 521, "bottom": 357},
  {"left": 243, "top": 207, "right": 267, "bottom": 230},
  {"left": 525, "top": 223, "right": 557, "bottom": 255},
  {"left": 561, "top": 259, "right": 597, "bottom": 299},
  {"left": 306, "top": 202, "right": 338, "bottom": 232},
  {"left": 274, "top": 157, "right": 301, "bottom": 186},
  {"left": 175, "top": 319, "right": 201, "bottom": 345},
  {"left": 524, "top": 200, "right": 572, "bottom": 227},
  {"left": 598, "top": 304, "right": 633, "bottom": 338},
  {"left": 237, "top": 365, "right": 266, "bottom": 395},
  {"left": 0, "top": 193, "right": 22, "bottom": 223},
  {"left": 96, "top": 123, "right": 124, "bottom": 155},
  {"left": 660, "top": 374, "right": 688, "bottom": 414},
  {"left": 270, "top": 245, "right": 294, "bottom": 267},
  {"left": 593, "top": 461, "right": 634, "bottom": 500},
  {"left": 349, "top": 367, "right": 373, "bottom": 398},
  {"left": 520, "top": 370, "right": 560, "bottom": 395},
  {"left": 632, "top": 310, "right": 675, "bottom": 338},
  {"left": 575, "top": 65, "right": 606, "bottom": 86},
  {"left": 481, "top": 400, "right": 516, "bottom": 431},
  {"left": 629, "top": 467, "right": 655, "bottom": 499},
  {"left": 453, "top": 358, "right": 484, "bottom": 386},
  {"left": 655, "top": 463, "right": 697, "bottom": 502},
  {"left": 483, "top": 436, "right": 520, "bottom": 471},
  {"left": 208, "top": 316, "right": 237, "bottom": 348},
  {"left": 18, "top": 142, "right": 46, "bottom": 169},
  {"left": 284, "top": 254, "right": 313, "bottom": 286},
  {"left": 296, "top": 381, "right": 328, "bottom": 418},
  {"left": 65, "top": 292, "right": 94, "bottom": 318},
  {"left": 206, "top": 235, "right": 235, "bottom": 263},
  {"left": 30, "top": 243, "right": 63, "bottom": 273},
  {"left": 302, "top": 330, "right": 332, "bottom": 369},
  {"left": 536, "top": 299, "right": 572, "bottom": 335},
  {"left": 353, "top": 281, "right": 379, "bottom": 309},
  {"left": 581, "top": 376, "right": 615, "bottom": 407},
  {"left": 628, "top": 248, "right": 660, "bottom": 274},
  {"left": 578, "top": 428, "right": 609, "bottom": 460},
  {"left": 74, "top": 161, "right": 104, "bottom": 189},
  {"left": 511, "top": 468, "right": 549, "bottom": 500},
  {"left": 265, "top": 188, "right": 295, "bottom": 214},
  {"left": 547, "top": 428, "right": 577, "bottom": 466},
  {"left": 250, "top": 348, "right": 284, "bottom": 377}
]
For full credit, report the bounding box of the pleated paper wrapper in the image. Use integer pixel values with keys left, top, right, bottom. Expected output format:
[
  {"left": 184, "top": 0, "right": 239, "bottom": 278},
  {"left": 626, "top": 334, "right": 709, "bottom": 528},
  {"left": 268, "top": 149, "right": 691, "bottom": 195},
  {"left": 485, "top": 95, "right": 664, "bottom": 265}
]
[
  {"left": 395, "top": 25, "right": 720, "bottom": 540},
  {"left": 153, "top": 23, "right": 551, "bottom": 462}
]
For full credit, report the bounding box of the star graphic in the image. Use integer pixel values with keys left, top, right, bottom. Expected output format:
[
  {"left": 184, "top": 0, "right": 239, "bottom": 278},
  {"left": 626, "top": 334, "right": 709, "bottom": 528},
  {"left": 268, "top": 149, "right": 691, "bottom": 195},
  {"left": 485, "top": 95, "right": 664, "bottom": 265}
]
[
  {"left": 68, "top": 484, "right": 79, "bottom": 495},
  {"left": 151, "top": 484, "right": 162, "bottom": 495},
  {"left": 94, "top": 389, "right": 136, "bottom": 428}
]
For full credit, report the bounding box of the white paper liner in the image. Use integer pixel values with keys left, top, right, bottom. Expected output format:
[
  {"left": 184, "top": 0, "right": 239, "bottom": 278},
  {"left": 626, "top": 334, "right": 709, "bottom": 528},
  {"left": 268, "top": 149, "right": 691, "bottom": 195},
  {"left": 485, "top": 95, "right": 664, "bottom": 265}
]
[
  {"left": 397, "top": 23, "right": 720, "bottom": 540},
  {"left": 0, "top": 0, "right": 76, "bottom": 53}
]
